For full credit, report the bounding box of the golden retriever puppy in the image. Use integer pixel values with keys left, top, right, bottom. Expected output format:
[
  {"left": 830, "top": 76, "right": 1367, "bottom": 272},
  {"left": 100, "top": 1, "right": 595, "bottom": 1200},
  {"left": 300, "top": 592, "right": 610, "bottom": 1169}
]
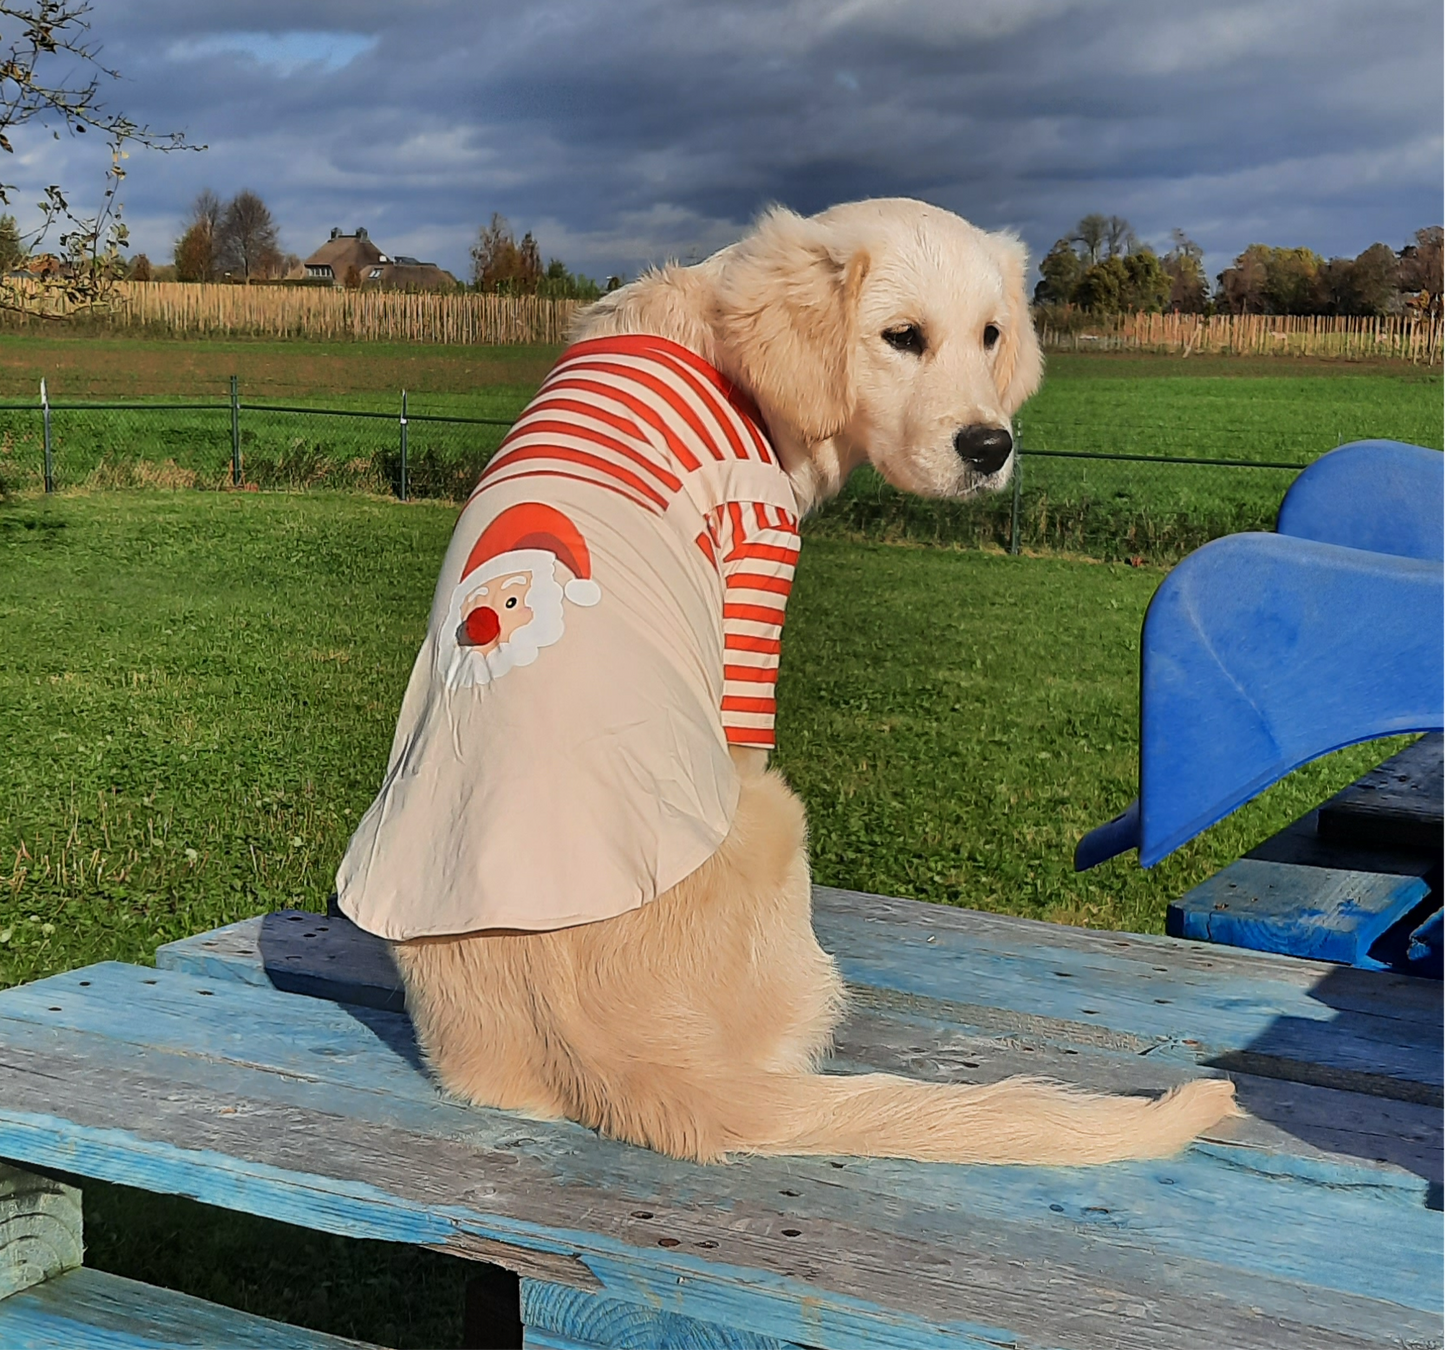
[{"left": 373, "top": 199, "right": 1237, "bottom": 1164}]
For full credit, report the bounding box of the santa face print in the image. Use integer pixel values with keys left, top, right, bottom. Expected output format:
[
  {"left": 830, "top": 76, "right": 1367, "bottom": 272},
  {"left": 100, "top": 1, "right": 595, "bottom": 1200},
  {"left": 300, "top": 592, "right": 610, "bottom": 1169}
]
[
  {"left": 439, "top": 504, "right": 603, "bottom": 691},
  {"left": 457, "top": 573, "right": 534, "bottom": 654}
]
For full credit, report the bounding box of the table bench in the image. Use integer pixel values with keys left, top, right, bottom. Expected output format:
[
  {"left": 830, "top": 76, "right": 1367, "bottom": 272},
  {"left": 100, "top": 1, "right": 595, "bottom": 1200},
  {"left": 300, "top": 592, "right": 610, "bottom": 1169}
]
[
  {"left": 1170, "top": 734, "right": 1442, "bottom": 973},
  {"left": 0, "top": 883, "right": 1439, "bottom": 1349}
]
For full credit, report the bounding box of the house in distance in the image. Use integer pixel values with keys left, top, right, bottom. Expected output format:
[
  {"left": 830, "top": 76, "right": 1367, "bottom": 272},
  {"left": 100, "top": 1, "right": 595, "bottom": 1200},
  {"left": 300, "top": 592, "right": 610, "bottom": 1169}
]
[{"left": 300, "top": 227, "right": 458, "bottom": 291}]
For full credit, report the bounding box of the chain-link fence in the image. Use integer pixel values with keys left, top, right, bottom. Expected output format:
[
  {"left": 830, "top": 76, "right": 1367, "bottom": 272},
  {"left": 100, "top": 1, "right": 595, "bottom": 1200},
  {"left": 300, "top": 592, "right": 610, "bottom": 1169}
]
[
  {"left": 1, "top": 382, "right": 511, "bottom": 501},
  {"left": 3, "top": 379, "right": 1439, "bottom": 562}
]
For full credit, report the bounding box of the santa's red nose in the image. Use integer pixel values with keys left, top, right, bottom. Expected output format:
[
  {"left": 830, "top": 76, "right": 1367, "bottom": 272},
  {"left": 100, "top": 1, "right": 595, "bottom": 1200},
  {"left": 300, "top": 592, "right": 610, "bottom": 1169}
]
[{"left": 463, "top": 606, "right": 501, "bottom": 646}]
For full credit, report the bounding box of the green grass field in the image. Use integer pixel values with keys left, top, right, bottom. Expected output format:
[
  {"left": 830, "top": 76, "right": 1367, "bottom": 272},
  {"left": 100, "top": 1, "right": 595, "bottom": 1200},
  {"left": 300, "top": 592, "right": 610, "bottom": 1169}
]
[
  {"left": 1, "top": 336, "right": 1439, "bottom": 559},
  {"left": 2, "top": 491, "right": 1406, "bottom": 986},
  {"left": 0, "top": 487, "right": 1419, "bottom": 1341},
  {"left": 815, "top": 353, "right": 1443, "bottom": 556}
]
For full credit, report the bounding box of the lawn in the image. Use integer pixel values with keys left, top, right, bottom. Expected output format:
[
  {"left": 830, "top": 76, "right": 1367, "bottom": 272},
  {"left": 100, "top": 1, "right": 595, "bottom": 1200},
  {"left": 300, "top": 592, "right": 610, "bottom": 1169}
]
[
  {"left": 0, "top": 488, "right": 1415, "bottom": 1341},
  {"left": 815, "top": 352, "right": 1443, "bottom": 557},
  {"left": 2, "top": 491, "right": 1405, "bottom": 987}
]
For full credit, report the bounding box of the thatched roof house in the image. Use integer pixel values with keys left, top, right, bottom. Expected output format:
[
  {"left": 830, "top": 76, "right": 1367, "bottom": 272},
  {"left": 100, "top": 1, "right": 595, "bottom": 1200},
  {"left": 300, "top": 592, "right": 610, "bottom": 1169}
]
[{"left": 300, "top": 228, "right": 457, "bottom": 291}]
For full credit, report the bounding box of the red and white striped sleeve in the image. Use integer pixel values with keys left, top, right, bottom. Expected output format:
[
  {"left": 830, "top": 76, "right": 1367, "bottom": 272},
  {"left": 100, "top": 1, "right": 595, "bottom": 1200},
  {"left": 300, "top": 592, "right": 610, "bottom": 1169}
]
[{"left": 716, "top": 500, "right": 800, "bottom": 749}]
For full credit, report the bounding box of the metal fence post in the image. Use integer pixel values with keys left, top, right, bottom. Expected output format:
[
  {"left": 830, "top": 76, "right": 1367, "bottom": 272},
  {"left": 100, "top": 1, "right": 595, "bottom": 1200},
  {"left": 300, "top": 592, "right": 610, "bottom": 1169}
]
[
  {"left": 230, "top": 375, "right": 241, "bottom": 486},
  {"left": 40, "top": 379, "right": 53, "bottom": 493},
  {"left": 1009, "top": 446, "right": 1022, "bottom": 556},
  {"left": 399, "top": 389, "right": 408, "bottom": 501}
]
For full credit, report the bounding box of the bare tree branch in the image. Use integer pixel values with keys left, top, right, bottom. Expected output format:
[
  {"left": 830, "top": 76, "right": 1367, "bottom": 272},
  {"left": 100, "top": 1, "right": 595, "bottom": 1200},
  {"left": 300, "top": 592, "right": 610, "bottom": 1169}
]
[{"left": 0, "top": 0, "right": 201, "bottom": 317}]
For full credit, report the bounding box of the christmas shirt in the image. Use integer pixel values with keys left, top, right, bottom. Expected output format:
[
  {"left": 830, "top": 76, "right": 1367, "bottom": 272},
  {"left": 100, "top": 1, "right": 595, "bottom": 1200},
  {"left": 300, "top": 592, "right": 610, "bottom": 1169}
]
[{"left": 336, "top": 334, "right": 801, "bottom": 938}]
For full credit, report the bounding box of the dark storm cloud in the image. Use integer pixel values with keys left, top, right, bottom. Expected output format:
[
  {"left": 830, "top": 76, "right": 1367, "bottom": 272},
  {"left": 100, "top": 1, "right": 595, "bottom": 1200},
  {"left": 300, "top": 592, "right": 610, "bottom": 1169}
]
[{"left": 23, "top": 0, "right": 1442, "bottom": 283}]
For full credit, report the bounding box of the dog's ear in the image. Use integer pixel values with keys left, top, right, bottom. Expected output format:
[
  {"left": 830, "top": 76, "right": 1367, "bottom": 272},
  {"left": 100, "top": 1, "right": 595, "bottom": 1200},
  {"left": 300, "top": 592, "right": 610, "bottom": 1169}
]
[
  {"left": 990, "top": 234, "right": 1044, "bottom": 415},
  {"left": 712, "top": 207, "right": 871, "bottom": 444}
]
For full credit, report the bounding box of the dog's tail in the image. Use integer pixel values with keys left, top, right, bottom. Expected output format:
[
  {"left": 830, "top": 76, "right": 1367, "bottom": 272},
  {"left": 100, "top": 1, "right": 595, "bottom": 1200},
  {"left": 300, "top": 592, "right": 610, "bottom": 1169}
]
[
  {"left": 640, "top": 1071, "right": 1239, "bottom": 1165},
  {"left": 743, "top": 1071, "right": 1238, "bottom": 1164}
]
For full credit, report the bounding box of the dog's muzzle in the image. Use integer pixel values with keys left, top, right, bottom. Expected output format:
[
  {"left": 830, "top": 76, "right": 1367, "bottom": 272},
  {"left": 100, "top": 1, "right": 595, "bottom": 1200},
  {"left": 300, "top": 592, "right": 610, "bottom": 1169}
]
[{"left": 953, "top": 426, "right": 1013, "bottom": 476}]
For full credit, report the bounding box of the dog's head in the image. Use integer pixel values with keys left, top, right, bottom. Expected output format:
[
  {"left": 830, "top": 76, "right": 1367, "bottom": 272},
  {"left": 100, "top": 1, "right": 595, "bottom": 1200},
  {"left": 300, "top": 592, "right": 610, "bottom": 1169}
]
[{"left": 711, "top": 199, "right": 1043, "bottom": 506}]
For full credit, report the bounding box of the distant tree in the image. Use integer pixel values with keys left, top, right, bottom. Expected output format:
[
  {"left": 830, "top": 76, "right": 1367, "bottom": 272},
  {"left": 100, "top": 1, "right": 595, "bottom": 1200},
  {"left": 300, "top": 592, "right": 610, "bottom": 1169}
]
[
  {"left": 1073, "top": 256, "right": 1128, "bottom": 312},
  {"left": 343, "top": 263, "right": 361, "bottom": 290},
  {"left": 173, "top": 189, "right": 223, "bottom": 281},
  {"left": 1037, "top": 215, "right": 1143, "bottom": 308},
  {"left": 470, "top": 213, "right": 510, "bottom": 288},
  {"left": 1216, "top": 244, "right": 1270, "bottom": 314},
  {"left": 1071, "top": 213, "right": 1109, "bottom": 266},
  {"left": 1217, "top": 244, "right": 1323, "bottom": 315},
  {"left": 0, "top": 1, "right": 196, "bottom": 316},
  {"left": 1162, "top": 229, "right": 1208, "bottom": 313},
  {"left": 1262, "top": 247, "right": 1324, "bottom": 315},
  {"left": 173, "top": 225, "right": 210, "bottom": 282},
  {"left": 0, "top": 213, "right": 27, "bottom": 273},
  {"left": 1121, "top": 249, "right": 1170, "bottom": 311},
  {"left": 470, "top": 214, "right": 545, "bottom": 294},
  {"left": 1342, "top": 242, "right": 1400, "bottom": 316},
  {"left": 536, "top": 257, "right": 602, "bottom": 300},
  {"left": 1033, "top": 238, "right": 1086, "bottom": 305},
  {"left": 190, "top": 188, "right": 223, "bottom": 243},
  {"left": 1398, "top": 226, "right": 1445, "bottom": 296},
  {"left": 1104, "top": 215, "right": 1137, "bottom": 260},
  {"left": 215, "top": 190, "right": 281, "bottom": 280},
  {"left": 128, "top": 252, "right": 151, "bottom": 281},
  {"left": 1070, "top": 248, "right": 1168, "bottom": 314},
  {"left": 517, "top": 231, "right": 542, "bottom": 293}
]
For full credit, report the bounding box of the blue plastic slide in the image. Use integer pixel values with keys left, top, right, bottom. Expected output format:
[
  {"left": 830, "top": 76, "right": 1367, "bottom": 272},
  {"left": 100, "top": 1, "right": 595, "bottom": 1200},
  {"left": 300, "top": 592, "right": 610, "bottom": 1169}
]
[{"left": 1076, "top": 442, "right": 1444, "bottom": 871}]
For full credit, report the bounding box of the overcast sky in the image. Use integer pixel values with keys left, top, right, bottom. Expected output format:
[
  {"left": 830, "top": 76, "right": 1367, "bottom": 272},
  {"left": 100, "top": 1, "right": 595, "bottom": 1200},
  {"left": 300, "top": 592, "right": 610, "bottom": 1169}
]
[{"left": 20, "top": 0, "right": 1443, "bottom": 287}]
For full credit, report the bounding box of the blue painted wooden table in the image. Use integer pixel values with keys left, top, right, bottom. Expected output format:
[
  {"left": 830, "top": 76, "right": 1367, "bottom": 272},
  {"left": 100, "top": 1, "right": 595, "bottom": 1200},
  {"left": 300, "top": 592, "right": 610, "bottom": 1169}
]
[
  {"left": 0, "top": 886, "right": 1439, "bottom": 1349},
  {"left": 1170, "top": 734, "right": 1443, "bottom": 973}
]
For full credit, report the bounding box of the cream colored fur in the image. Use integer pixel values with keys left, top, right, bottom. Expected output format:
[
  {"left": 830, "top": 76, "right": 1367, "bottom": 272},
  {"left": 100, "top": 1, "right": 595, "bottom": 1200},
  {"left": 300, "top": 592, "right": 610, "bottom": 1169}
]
[{"left": 395, "top": 198, "right": 1239, "bottom": 1164}]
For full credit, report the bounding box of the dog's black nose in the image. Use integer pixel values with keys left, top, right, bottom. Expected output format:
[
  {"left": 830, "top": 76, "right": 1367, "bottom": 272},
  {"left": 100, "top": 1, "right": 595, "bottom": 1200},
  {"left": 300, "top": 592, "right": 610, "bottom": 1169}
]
[{"left": 953, "top": 426, "right": 1013, "bottom": 475}]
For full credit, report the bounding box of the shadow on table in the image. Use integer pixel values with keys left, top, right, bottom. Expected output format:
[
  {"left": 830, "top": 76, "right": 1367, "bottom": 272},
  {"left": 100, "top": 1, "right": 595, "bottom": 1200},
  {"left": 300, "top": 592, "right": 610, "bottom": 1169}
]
[
  {"left": 1217, "top": 961, "right": 1442, "bottom": 1209},
  {"left": 255, "top": 908, "right": 424, "bottom": 1075}
]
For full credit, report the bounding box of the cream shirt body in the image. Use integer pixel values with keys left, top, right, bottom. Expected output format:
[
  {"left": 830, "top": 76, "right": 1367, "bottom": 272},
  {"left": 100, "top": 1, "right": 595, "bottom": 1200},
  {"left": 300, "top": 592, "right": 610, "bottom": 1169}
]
[{"left": 336, "top": 336, "right": 799, "bottom": 939}]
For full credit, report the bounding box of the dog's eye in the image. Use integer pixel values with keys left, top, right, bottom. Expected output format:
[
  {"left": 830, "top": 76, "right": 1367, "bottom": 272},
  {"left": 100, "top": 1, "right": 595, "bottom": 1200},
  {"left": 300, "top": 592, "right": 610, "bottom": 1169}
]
[
  {"left": 983, "top": 323, "right": 1001, "bottom": 350},
  {"left": 505, "top": 597, "right": 518, "bottom": 609},
  {"left": 882, "top": 325, "right": 925, "bottom": 356}
]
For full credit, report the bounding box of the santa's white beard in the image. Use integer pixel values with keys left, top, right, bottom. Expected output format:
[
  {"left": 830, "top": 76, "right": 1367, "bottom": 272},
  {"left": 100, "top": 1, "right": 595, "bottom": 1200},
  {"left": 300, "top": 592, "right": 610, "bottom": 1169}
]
[{"left": 441, "top": 568, "right": 567, "bottom": 690}]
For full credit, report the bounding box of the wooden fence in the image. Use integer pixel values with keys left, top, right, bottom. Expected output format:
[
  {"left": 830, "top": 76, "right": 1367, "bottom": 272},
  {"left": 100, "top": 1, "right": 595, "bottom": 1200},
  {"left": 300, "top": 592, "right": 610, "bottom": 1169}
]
[
  {"left": 6, "top": 282, "right": 587, "bottom": 345},
  {"left": 1038, "top": 311, "right": 1442, "bottom": 363},
  {"left": 4, "top": 281, "right": 1441, "bottom": 361}
]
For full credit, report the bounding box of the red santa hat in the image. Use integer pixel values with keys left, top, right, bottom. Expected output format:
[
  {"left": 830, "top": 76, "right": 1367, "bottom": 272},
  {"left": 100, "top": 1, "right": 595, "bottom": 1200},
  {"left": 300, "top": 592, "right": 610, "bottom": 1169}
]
[{"left": 460, "top": 502, "right": 602, "bottom": 606}]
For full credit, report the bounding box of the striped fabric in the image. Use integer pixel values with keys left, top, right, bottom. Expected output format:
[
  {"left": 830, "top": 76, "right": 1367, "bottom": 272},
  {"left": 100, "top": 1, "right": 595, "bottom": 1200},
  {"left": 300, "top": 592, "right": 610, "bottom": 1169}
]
[{"left": 473, "top": 334, "right": 800, "bottom": 748}]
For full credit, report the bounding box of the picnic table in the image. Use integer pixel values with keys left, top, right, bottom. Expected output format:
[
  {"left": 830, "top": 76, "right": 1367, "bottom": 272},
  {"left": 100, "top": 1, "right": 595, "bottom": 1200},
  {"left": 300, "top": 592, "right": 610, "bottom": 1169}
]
[{"left": 0, "top": 868, "right": 1439, "bottom": 1348}]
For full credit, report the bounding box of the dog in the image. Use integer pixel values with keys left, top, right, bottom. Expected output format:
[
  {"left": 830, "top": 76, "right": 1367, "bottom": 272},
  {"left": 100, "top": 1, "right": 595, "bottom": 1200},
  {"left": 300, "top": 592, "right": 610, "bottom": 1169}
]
[{"left": 340, "top": 198, "right": 1238, "bottom": 1164}]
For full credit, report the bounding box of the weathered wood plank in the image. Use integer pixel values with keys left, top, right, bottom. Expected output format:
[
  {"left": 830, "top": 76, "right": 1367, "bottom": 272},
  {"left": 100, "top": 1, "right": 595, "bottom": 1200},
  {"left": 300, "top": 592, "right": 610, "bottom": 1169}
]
[
  {"left": 158, "top": 891, "right": 1443, "bottom": 1106},
  {"left": 520, "top": 1278, "right": 801, "bottom": 1350},
  {"left": 1408, "top": 907, "right": 1443, "bottom": 974},
  {"left": 0, "top": 1265, "right": 375, "bottom": 1348},
  {"left": 814, "top": 898, "right": 1441, "bottom": 1102},
  {"left": 0, "top": 967, "right": 1438, "bottom": 1349},
  {"left": 1317, "top": 733, "right": 1444, "bottom": 852},
  {"left": 58, "top": 950, "right": 1445, "bottom": 1196},
  {"left": 158, "top": 911, "right": 404, "bottom": 1013},
  {"left": 0, "top": 1164, "right": 82, "bottom": 1302},
  {"left": 829, "top": 1001, "right": 1442, "bottom": 1190},
  {"left": 813, "top": 886, "right": 1441, "bottom": 1021},
  {"left": 1166, "top": 858, "right": 1431, "bottom": 968}
]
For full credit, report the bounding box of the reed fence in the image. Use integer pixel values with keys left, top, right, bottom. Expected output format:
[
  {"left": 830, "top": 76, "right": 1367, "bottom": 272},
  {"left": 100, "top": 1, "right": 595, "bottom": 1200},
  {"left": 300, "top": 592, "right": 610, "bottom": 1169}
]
[
  {"left": 1038, "top": 311, "right": 1441, "bottom": 364},
  {"left": 2, "top": 280, "right": 1441, "bottom": 361},
  {"left": 3, "top": 282, "right": 586, "bottom": 345}
]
